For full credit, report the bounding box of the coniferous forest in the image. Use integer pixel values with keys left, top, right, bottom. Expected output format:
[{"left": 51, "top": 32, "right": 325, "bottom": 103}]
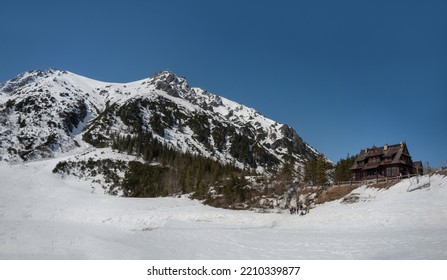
[{"left": 55, "top": 131, "right": 254, "bottom": 208}]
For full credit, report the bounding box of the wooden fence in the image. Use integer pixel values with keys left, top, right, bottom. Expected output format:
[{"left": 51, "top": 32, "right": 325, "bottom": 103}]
[{"left": 333, "top": 173, "right": 419, "bottom": 187}]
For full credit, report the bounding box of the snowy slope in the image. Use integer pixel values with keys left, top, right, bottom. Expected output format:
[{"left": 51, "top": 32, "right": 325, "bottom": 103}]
[
  {"left": 1, "top": 158, "right": 446, "bottom": 259},
  {"left": 0, "top": 69, "right": 108, "bottom": 162}
]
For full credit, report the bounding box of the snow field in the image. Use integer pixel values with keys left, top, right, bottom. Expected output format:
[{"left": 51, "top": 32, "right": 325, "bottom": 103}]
[{"left": 1, "top": 156, "right": 446, "bottom": 259}]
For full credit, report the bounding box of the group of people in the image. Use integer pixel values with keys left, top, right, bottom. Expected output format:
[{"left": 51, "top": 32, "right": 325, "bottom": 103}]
[{"left": 289, "top": 206, "right": 308, "bottom": 216}]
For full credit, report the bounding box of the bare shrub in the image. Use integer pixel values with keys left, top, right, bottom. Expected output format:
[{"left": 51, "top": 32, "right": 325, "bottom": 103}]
[
  {"left": 315, "top": 185, "right": 359, "bottom": 204},
  {"left": 368, "top": 181, "right": 395, "bottom": 190}
]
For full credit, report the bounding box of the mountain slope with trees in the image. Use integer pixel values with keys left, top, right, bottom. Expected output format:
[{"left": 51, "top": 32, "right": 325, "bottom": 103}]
[{"left": 0, "top": 68, "right": 330, "bottom": 208}]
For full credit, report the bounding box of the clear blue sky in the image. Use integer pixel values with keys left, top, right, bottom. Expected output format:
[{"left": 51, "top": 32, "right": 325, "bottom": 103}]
[{"left": 1, "top": 0, "right": 446, "bottom": 167}]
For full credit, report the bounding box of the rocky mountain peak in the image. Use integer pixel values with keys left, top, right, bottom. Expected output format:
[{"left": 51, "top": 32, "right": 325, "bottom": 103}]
[
  {"left": 0, "top": 68, "right": 68, "bottom": 95},
  {"left": 149, "top": 70, "right": 190, "bottom": 98}
]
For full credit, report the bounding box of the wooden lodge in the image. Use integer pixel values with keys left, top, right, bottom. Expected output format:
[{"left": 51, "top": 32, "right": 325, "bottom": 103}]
[{"left": 350, "top": 141, "right": 423, "bottom": 181}]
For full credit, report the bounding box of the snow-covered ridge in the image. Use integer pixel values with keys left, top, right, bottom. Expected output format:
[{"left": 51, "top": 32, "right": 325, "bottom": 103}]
[{"left": 0, "top": 68, "right": 321, "bottom": 172}]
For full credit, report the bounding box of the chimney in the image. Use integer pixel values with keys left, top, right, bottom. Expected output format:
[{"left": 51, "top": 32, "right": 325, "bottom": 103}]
[
  {"left": 400, "top": 141, "right": 404, "bottom": 147},
  {"left": 364, "top": 148, "right": 368, "bottom": 153},
  {"left": 384, "top": 144, "right": 388, "bottom": 151}
]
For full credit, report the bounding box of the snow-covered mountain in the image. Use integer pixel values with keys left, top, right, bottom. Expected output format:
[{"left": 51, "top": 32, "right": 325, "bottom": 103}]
[
  {"left": 0, "top": 68, "right": 320, "bottom": 172},
  {"left": 1, "top": 69, "right": 446, "bottom": 261}
]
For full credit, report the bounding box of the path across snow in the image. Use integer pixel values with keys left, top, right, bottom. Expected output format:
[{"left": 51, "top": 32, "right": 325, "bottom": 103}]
[{"left": 1, "top": 158, "right": 446, "bottom": 259}]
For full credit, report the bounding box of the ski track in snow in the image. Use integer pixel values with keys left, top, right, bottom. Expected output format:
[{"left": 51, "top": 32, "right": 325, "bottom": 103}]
[{"left": 1, "top": 155, "right": 447, "bottom": 260}]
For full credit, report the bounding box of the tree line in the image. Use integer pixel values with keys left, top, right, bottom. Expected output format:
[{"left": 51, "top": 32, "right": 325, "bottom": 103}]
[{"left": 304, "top": 154, "right": 355, "bottom": 186}]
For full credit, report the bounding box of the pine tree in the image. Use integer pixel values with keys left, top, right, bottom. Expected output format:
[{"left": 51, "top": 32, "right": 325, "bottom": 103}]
[
  {"left": 304, "top": 155, "right": 329, "bottom": 186},
  {"left": 334, "top": 155, "right": 355, "bottom": 184},
  {"left": 315, "top": 155, "right": 328, "bottom": 186},
  {"left": 304, "top": 158, "right": 317, "bottom": 184}
]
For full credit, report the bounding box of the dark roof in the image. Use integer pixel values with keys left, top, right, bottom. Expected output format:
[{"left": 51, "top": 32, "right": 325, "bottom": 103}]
[
  {"left": 363, "top": 162, "right": 381, "bottom": 170},
  {"left": 413, "top": 161, "right": 423, "bottom": 168},
  {"left": 350, "top": 142, "right": 413, "bottom": 170}
]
